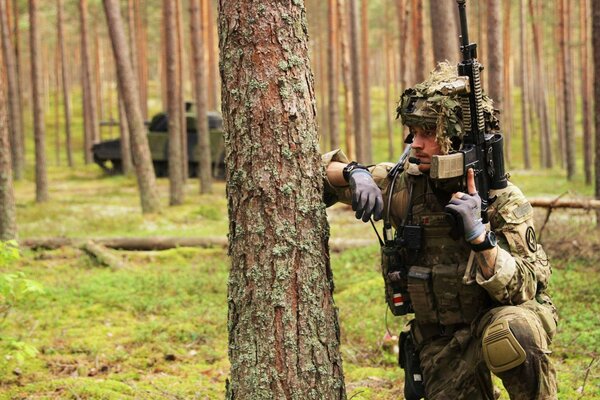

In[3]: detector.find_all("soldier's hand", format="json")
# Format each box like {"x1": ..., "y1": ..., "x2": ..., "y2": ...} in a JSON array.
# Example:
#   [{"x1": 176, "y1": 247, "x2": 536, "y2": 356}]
[
  {"x1": 445, "y1": 168, "x2": 485, "y2": 242},
  {"x1": 348, "y1": 170, "x2": 383, "y2": 222}
]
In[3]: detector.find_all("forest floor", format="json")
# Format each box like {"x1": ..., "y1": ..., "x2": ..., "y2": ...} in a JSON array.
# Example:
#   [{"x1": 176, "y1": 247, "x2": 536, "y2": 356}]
[{"x1": 1, "y1": 164, "x2": 599, "y2": 399}]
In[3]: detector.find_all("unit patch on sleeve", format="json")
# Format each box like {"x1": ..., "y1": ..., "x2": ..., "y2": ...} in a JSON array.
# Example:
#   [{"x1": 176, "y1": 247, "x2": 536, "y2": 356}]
[{"x1": 525, "y1": 226, "x2": 537, "y2": 252}]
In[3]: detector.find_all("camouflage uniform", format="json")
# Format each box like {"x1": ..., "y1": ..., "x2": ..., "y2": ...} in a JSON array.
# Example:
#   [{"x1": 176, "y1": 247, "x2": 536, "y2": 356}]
[{"x1": 323, "y1": 149, "x2": 558, "y2": 400}]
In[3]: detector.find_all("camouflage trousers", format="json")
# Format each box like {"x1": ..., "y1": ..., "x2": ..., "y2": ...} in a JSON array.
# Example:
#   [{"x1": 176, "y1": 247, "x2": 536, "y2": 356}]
[{"x1": 410, "y1": 303, "x2": 557, "y2": 400}]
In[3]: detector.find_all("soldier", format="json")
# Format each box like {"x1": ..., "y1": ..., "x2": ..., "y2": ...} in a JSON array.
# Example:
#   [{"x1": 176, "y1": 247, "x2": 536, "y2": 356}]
[{"x1": 323, "y1": 63, "x2": 558, "y2": 400}]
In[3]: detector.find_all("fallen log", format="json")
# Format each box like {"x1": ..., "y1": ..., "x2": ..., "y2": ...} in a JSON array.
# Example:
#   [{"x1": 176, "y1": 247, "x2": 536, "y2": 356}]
[
  {"x1": 80, "y1": 240, "x2": 125, "y2": 269},
  {"x1": 529, "y1": 198, "x2": 600, "y2": 210},
  {"x1": 20, "y1": 237, "x2": 375, "y2": 252}
]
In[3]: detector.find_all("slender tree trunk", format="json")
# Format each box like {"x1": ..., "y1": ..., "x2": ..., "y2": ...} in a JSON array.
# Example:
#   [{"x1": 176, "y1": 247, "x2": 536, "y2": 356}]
[
  {"x1": 103, "y1": 0, "x2": 160, "y2": 214},
  {"x1": 348, "y1": 0, "x2": 363, "y2": 162},
  {"x1": 54, "y1": 47, "x2": 60, "y2": 165},
  {"x1": 94, "y1": 31, "x2": 103, "y2": 126},
  {"x1": 555, "y1": 0, "x2": 566, "y2": 168},
  {"x1": 429, "y1": 0, "x2": 459, "y2": 64},
  {"x1": 189, "y1": 0, "x2": 212, "y2": 194},
  {"x1": 160, "y1": 14, "x2": 167, "y2": 111},
  {"x1": 559, "y1": 0, "x2": 575, "y2": 179},
  {"x1": 10, "y1": 0, "x2": 25, "y2": 163},
  {"x1": 360, "y1": 0, "x2": 371, "y2": 163},
  {"x1": 29, "y1": 0, "x2": 47, "y2": 202},
  {"x1": 328, "y1": 0, "x2": 339, "y2": 150},
  {"x1": 593, "y1": 0, "x2": 600, "y2": 225},
  {"x1": 205, "y1": 0, "x2": 218, "y2": 110},
  {"x1": 117, "y1": 87, "x2": 132, "y2": 175},
  {"x1": 411, "y1": 0, "x2": 425, "y2": 84},
  {"x1": 384, "y1": 36, "x2": 394, "y2": 160},
  {"x1": 219, "y1": 1, "x2": 346, "y2": 396},
  {"x1": 0, "y1": 0, "x2": 23, "y2": 180},
  {"x1": 80, "y1": 0, "x2": 99, "y2": 163},
  {"x1": 519, "y1": 0, "x2": 530, "y2": 169},
  {"x1": 163, "y1": 0, "x2": 184, "y2": 205},
  {"x1": 0, "y1": 70, "x2": 16, "y2": 240},
  {"x1": 581, "y1": 0, "x2": 592, "y2": 184},
  {"x1": 501, "y1": 0, "x2": 512, "y2": 165},
  {"x1": 338, "y1": 0, "x2": 354, "y2": 160},
  {"x1": 395, "y1": 0, "x2": 407, "y2": 91},
  {"x1": 57, "y1": 0, "x2": 73, "y2": 167},
  {"x1": 486, "y1": 0, "x2": 502, "y2": 112},
  {"x1": 134, "y1": 0, "x2": 147, "y2": 119}
]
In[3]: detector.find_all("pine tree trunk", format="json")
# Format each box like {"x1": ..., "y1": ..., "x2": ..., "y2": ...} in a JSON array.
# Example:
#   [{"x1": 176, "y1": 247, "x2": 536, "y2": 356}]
[
  {"x1": 205, "y1": 0, "x2": 218, "y2": 110},
  {"x1": 189, "y1": 0, "x2": 212, "y2": 194},
  {"x1": 559, "y1": 0, "x2": 575, "y2": 179},
  {"x1": 103, "y1": 0, "x2": 160, "y2": 214},
  {"x1": 337, "y1": 0, "x2": 354, "y2": 160},
  {"x1": 486, "y1": 0, "x2": 502, "y2": 114},
  {"x1": 29, "y1": 0, "x2": 48, "y2": 202},
  {"x1": 519, "y1": 0, "x2": 531, "y2": 169},
  {"x1": 175, "y1": 0, "x2": 187, "y2": 180},
  {"x1": 581, "y1": 0, "x2": 592, "y2": 184},
  {"x1": 163, "y1": 0, "x2": 184, "y2": 205},
  {"x1": 80, "y1": 0, "x2": 99, "y2": 163},
  {"x1": 134, "y1": 0, "x2": 148, "y2": 119},
  {"x1": 117, "y1": 84, "x2": 132, "y2": 175},
  {"x1": 54, "y1": 47, "x2": 60, "y2": 165},
  {"x1": 411, "y1": 0, "x2": 425, "y2": 84},
  {"x1": 348, "y1": 0, "x2": 363, "y2": 162},
  {"x1": 0, "y1": 0, "x2": 23, "y2": 180},
  {"x1": 9, "y1": 0, "x2": 25, "y2": 164},
  {"x1": 0, "y1": 75, "x2": 17, "y2": 240},
  {"x1": 360, "y1": 0, "x2": 371, "y2": 164},
  {"x1": 501, "y1": 0, "x2": 512, "y2": 165},
  {"x1": 219, "y1": 1, "x2": 346, "y2": 397},
  {"x1": 384, "y1": 37, "x2": 395, "y2": 160},
  {"x1": 429, "y1": 0, "x2": 459, "y2": 64},
  {"x1": 57, "y1": 0, "x2": 73, "y2": 167},
  {"x1": 593, "y1": 0, "x2": 600, "y2": 225},
  {"x1": 327, "y1": 0, "x2": 340, "y2": 150}
]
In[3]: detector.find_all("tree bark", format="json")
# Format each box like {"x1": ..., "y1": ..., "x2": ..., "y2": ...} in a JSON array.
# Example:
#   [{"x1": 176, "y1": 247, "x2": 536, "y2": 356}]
[
  {"x1": 175, "y1": 0, "x2": 187, "y2": 180},
  {"x1": 337, "y1": 0, "x2": 354, "y2": 160},
  {"x1": 411, "y1": 0, "x2": 425, "y2": 84},
  {"x1": 29, "y1": 0, "x2": 48, "y2": 202},
  {"x1": 501, "y1": 0, "x2": 512, "y2": 165},
  {"x1": 205, "y1": 0, "x2": 218, "y2": 110},
  {"x1": 189, "y1": 0, "x2": 212, "y2": 194},
  {"x1": 164, "y1": 0, "x2": 184, "y2": 205},
  {"x1": 57, "y1": 0, "x2": 73, "y2": 167},
  {"x1": 0, "y1": 72, "x2": 17, "y2": 240},
  {"x1": 117, "y1": 84, "x2": 132, "y2": 175},
  {"x1": 360, "y1": 0, "x2": 371, "y2": 164},
  {"x1": 0, "y1": 0, "x2": 23, "y2": 179},
  {"x1": 327, "y1": 0, "x2": 339, "y2": 150},
  {"x1": 396, "y1": 0, "x2": 408, "y2": 91},
  {"x1": 103, "y1": 0, "x2": 160, "y2": 214},
  {"x1": 581, "y1": 0, "x2": 592, "y2": 184},
  {"x1": 134, "y1": 0, "x2": 148, "y2": 119},
  {"x1": 593, "y1": 0, "x2": 600, "y2": 225},
  {"x1": 559, "y1": 0, "x2": 575, "y2": 179},
  {"x1": 79, "y1": 0, "x2": 99, "y2": 163},
  {"x1": 519, "y1": 0, "x2": 531, "y2": 169},
  {"x1": 486, "y1": 0, "x2": 502, "y2": 115},
  {"x1": 348, "y1": 0, "x2": 364, "y2": 162},
  {"x1": 219, "y1": 0, "x2": 346, "y2": 397},
  {"x1": 384, "y1": 37, "x2": 394, "y2": 160},
  {"x1": 429, "y1": 0, "x2": 459, "y2": 64}
]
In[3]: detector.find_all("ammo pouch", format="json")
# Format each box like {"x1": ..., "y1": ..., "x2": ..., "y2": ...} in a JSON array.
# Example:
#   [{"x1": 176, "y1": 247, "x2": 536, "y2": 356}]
[
  {"x1": 399, "y1": 330, "x2": 425, "y2": 400},
  {"x1": 381, "y1": 244, "x2": 411, "y2": 316}
]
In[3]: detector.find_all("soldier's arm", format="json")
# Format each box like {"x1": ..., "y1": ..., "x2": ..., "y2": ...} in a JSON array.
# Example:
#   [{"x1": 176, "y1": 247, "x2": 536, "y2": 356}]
[{"x1": 474, "y1": 184, "x2": 550, "y2": 305}]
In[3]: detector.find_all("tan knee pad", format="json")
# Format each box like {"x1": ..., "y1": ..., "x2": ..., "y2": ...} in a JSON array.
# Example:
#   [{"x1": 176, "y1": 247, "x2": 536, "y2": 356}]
[{"x1": 482, "y1": 320, "x2": 526, "y2": 373}]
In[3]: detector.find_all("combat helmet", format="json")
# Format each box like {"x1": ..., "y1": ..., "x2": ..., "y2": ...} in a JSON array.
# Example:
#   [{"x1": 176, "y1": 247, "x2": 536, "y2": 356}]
[{"x1": 397, "y1": 62, "x2": 499, "y2": 154}]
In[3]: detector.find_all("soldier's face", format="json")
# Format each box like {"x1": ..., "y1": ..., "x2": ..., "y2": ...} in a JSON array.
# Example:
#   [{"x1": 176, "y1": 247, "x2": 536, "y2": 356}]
[{"x1": 410, "y1": 125, "x2": 441, "y2": 172}]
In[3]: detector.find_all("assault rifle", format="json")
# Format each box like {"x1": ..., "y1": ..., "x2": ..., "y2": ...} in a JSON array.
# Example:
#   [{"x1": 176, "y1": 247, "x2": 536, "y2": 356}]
[{"x1": 430, "y1": 0, "x2": 508, "y2": 224}]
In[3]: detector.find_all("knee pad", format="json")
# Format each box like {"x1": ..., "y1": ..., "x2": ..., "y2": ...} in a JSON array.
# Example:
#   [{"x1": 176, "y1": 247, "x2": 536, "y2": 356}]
[{"x1": 482, "y1": 320, "x2": 527, "y2": 373}]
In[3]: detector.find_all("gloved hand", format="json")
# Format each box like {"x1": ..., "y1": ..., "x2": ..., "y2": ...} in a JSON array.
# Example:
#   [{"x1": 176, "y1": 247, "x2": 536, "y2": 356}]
[
  {"x1": 348, "y1": 169, "x2": 383, "y2": 222},
  {"x1": 445, "y1": 192, "x2": 485, "y2": 242}
]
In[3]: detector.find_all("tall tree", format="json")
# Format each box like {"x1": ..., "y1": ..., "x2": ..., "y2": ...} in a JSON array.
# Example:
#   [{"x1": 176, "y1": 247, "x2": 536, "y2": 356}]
[
  {"x1": 103, "y1": 0, "x2": 160, "y2": 214},
  {"x1": 501, "y1": 0, "x2": 512, "y2": 165},
  {"x1": 117, "y1": 87, "x2": 132, "y2": 175},
  {"x1": 348, "y1": 0, "x2": 364, "y2": 162},
  {"x1": 558, "y1": 0, "x2": 575, "y2": 179},
  {"x1": 411, "y1": 0, "x2": 425, "y2": 84},
  {"x1": 519, "y1": 0, "x2": 531, "y2": 169},
  {"x1": 0, "y1": 67, "x2": 16, "y2": 240},
  {"x1": 327, "y1": 0, "x2": 339, "y2": 150},
  {"x1": 360, "y1": 0, "x2": 371, "y2": 164},
  {"x1": 57, "y1": 0, "x2": 73, "y2": 167},
  {"x1": 429, "y1": 0, "x2": 459, "y2": 64},
  {"x1": 593, "y1": 0, "x2": 600, "y2": 226},
  {"x1": 80, "y1": 0, "x2": 99, "y2": 163},
  {"x1": 189, "y1": 0, "x2": 212, "y2": 194},
  {"x1": 29, "y1": 0, "x2": 47, "y2": 202},
  {"x1": 219, "y1": 1, "x2": 346, "y2": 397},
  {"x1": 175, "y1": 0, "x2": 187, "y2": 179},
  {"x1": 486, "y1": 0, "x2": 502, "y2": 115},
  {"x1": 204, "y1": 0, "x2": 218, "y2": 110},
  {"x1": 338, "y1": 0, "x2": 354, "y2": 159},
  {"x1": 581, "y1": 0, "x2": 593, "y2": 184},
  {"x1": 0, "y1": 0, "x2": 23, "y2": 179},
  {"x1": 164, "y1": 0, "x2": 184, "y2": 205},
  {"x1": 396, "y1": 0, "x2": 408, "y2": 92}
]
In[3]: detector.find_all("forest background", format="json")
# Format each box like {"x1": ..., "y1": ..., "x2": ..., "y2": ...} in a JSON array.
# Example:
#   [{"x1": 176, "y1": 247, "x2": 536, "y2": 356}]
[{"x1": 0, "y1": 0, "x2": 598, "y2": 398}]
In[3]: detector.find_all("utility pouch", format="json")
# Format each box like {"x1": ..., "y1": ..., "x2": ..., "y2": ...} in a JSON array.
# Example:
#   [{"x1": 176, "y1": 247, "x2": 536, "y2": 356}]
[
  {"x1": 432, "y1": 264, "x2": 463, "y2": 326},
  {"x1": 407, "y1": 266, "x2": 437, "y2": 322},
  {"x1": 381, "y1": 243, "x2": 411, "y2": 316},
  {"x1": 399, "y1": 330, "x2": 425, "y2": 400}
]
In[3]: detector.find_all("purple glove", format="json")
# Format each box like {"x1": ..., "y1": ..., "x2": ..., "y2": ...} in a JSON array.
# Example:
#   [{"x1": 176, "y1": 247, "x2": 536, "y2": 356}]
[
  {"x1": 348, "y1": 170, "x2": 383, "y2": 222},
  {"x1": 445, "y1": 192, "x2": 485, "y2": 242}
]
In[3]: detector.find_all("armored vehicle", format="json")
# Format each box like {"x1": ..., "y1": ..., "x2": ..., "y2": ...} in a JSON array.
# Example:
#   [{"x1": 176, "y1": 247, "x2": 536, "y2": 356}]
[{"x1": 92, "y1": 104, "x2": 225, "y2": 178}]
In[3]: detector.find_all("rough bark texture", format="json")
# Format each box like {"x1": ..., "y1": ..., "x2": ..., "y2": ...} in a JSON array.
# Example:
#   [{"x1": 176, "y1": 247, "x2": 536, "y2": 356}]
[
  {"x1": 486, "y1": 0, "x2": 502, "y2": 116},
  {"x1": 327, "y1": 0, "x2": 339, "y2": 150},
  {"x1": 0, "y1": 74, "x2": 17, "y2": 240},
  {"x1": 80, "y1": 0, "x2": 99, "y2": 163},
  {"x1": 219, "y1": 1, "x2": 346, "y2": 398},
  {"x1": 360, "y1": 0, "x2": 371, "y2": 164},
  {"x1": 117, "y1": 85, "x2": 132, "y2": 175},
  {"x1": 57, "y1": 0, "x2": 73, "y2": 167},
  {"x1": 189, "y1": 0, "x2": 212, "y2": 194},
  {"x1": 29, "y1": 0, "x2": 48, "y2": 202},
  {"x1": 0, "y1": 0, "x2": 24, "y2": 179},
  {"x1": 411, "y1": 0, "x2": 425, "y2": 84},
  {"x1": 593, "y1": 0, "x2": 600, "y2": 224},
  {"x1": 348, "y1": 0, "x2": 363, "y2": 162},
  {"x1": 429, "y1": 0, "x2": 459, "y2": 64},
  {"x1": 164, "y1": 0, "x2": 184, "y2": 205},
  {"x1": 103, "y1": 0, "x2": 160, "y2": 214},
  {"x1": 337, "y1": 0, "x2": 354, "y2": 160}
]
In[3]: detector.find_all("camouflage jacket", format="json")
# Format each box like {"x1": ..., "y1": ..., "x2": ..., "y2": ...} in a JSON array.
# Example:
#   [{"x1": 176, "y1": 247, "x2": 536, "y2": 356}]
[{"x1": 323, "y1": 149, "x2": 553, "y2": 308}]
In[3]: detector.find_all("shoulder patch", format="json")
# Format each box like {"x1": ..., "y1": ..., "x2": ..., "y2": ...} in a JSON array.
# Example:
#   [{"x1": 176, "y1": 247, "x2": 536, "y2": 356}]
[
  {"x1": 513, "y1": 202, "x2": 533, "y2": 220},
  {"x1": 525, "y1": 227, "x2": 537, "y2": 252}
]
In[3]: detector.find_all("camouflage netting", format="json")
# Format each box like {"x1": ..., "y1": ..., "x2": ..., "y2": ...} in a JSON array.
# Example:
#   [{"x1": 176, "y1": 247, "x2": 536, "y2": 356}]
[{"x1": 397, "y1": 62, "x2": 498, "y2": 154}]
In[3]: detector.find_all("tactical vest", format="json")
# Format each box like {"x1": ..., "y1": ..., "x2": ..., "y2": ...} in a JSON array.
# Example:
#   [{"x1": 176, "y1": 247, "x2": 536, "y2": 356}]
[{"x1": 382, "y1": 174, "x2": 491, "y2": 326}]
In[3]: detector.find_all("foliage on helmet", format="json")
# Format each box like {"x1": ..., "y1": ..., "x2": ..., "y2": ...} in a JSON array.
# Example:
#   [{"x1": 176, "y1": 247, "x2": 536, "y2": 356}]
[{"x1": 397, "y1": 62, "x2": 498, "y2": 154}]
